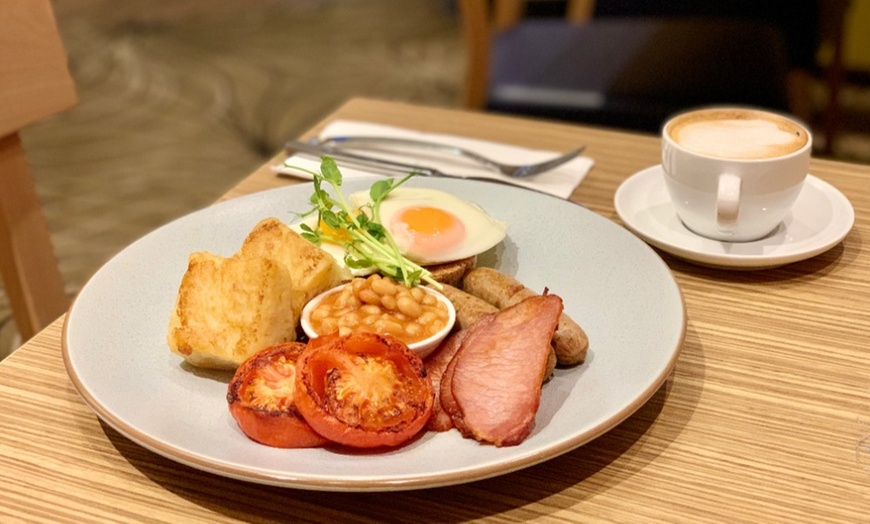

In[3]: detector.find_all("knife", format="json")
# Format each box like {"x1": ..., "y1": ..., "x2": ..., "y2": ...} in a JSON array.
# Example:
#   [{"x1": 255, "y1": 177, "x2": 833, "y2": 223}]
[{"x1": 284, "y1": 140, "x2": 445, "y2": 177}]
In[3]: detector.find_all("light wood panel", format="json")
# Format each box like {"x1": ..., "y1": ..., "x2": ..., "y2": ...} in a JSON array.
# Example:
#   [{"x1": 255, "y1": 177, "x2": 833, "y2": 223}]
[
  {"x1": 0, "y1": 0, "x2": 76, "y2": 136},
  {"x1": 0, "y1": 0, "x2": 77, "y2": 340},
  {"x1": 2, "y1": 98, "x2": 869, "y2": 522}
]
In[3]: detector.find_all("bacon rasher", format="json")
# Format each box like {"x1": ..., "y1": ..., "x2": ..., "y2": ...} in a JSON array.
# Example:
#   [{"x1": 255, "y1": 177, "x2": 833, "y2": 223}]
[
  {"x1": 439, "y1": 294, "x2": 562, "y2": 447},
  {"x1": 424, "y1": 327, "x2": 470, "y2": 432}
]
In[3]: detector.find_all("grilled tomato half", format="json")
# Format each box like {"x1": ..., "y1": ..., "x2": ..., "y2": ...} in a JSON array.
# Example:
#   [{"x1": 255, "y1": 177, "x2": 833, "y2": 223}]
[
  {"x1": 294, "y1": 332, "x2": 434, "y2": 448},
  {"x1": 227, "y1": 342, "x2": 329, "y2": 448}
]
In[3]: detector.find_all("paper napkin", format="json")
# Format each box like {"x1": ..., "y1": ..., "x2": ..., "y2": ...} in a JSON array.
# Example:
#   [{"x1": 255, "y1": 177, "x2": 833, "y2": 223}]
[{"x1": 273, "y1": 120, "x2": 594, "y2": 199}]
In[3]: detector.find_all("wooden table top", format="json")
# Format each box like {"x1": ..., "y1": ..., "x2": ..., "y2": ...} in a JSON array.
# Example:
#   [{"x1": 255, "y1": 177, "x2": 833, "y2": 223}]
[{"x1": 2, "y1": 98, "x2": 869, "y2": 522}]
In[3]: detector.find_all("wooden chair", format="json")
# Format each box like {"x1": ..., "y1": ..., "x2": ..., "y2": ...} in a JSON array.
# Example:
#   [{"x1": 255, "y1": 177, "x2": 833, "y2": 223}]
[
  {"x1": 460, "y1": 0, "x2": 595, "y2": 111},
  {"x1": 0, "y1": 0, "x2": 77, "y2": 341},
  {"x1": 458, "y1": 0, "x2": 796, "y2": 133}
]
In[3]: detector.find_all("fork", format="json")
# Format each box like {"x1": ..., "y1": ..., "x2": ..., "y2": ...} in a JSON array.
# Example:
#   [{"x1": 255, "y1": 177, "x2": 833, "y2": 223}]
[{"x1": 304, "y1": 136, "x2": 585, "y2": 178}]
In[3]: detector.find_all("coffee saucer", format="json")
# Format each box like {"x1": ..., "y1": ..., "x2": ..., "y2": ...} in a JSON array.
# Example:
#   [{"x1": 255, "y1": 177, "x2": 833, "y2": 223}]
[{"x1": 613, "y1": 165, "x2": 855, "y2": 270}]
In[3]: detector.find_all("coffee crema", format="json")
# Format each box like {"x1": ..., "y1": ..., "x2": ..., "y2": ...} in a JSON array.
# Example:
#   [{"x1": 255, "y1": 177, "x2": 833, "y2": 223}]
[{"x1": 666, "y1": 109, "x2": 808, "y2": 160}]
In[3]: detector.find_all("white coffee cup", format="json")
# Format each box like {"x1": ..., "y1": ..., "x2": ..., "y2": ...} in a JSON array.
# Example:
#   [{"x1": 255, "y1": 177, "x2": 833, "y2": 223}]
[{"x1": 661, "y1": 107, "x2": 812, "y2": 242}]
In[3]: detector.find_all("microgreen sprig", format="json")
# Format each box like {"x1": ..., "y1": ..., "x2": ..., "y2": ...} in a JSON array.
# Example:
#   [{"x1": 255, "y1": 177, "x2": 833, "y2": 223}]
[{"x1": 293, "y1": 156, "x2": 440, "y2": 289}]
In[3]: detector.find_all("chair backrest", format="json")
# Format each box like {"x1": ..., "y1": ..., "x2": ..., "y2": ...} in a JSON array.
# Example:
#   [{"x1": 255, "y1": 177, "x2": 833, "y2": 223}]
[
  {"x1": 0, "y1": 0, "x2": 77, "y2": 340},
  {"x1": 458, "y1": 0, "x2": 595, "y2": 110}
]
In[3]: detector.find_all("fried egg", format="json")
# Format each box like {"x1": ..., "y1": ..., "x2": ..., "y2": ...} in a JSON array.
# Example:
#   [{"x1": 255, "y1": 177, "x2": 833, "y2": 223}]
[{"x1": 350, "y1": 187, "x2": 508, "y2": 265}]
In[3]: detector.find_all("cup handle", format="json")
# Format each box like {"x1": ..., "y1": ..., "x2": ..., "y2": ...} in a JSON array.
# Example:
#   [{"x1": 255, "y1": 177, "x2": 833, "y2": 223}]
[{"x1": 717, "y1": 173, "x2": 740, "y2": 231}]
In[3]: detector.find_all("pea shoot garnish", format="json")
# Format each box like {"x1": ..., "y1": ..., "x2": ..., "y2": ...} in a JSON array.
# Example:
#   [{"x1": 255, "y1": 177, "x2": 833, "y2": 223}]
[{"x1": 293, "y1": 156, "x2": 439, "y2": 289}]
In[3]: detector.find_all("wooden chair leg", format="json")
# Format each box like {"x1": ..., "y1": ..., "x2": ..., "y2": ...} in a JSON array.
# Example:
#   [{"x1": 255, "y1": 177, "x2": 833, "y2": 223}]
[
  {"x1": 0, "y1": 132, "x2": 69, "y2": 340},
  {"x1": 566, "y1": 0, "x2": 595, "y2": 23},
  {"x1": 459, "y1": 0, "x2": 492, "y2": 110},
  {"x1": 493, "y1": 0, "x2": 525, "y2": 30},
  {"x1": 823, "y1": 25, "x2": 846, "y2": 156},
  {"x1": 787, "y1": 69, "x2": 814, "y2": 127}
]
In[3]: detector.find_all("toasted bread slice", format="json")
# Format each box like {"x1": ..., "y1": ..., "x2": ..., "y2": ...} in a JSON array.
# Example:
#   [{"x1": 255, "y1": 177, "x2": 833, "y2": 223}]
[
  {"x1": 425, "y1": 256, "x2": 477, "y2": 287},
  {"x1": 167, "y1": 252, "x2": 298, "y2": 370},
  {"x1": 240, "y1": 217, "x2": 350, "y2": 315}
]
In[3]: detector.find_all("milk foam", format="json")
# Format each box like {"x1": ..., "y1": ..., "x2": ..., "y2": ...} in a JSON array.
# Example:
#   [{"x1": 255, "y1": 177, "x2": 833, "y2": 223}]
[{"x1": 673, "y1": 118, "x2": 804, "y2": 159}]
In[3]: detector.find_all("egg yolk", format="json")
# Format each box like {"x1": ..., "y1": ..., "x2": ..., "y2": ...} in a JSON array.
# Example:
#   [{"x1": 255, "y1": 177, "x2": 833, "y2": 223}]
[
  {"x1": 391, "y1": 206, "x2": 465, "y2": 259},
  {"x1": 317, "y1": 216, "x2": 354, "y2": 245}
]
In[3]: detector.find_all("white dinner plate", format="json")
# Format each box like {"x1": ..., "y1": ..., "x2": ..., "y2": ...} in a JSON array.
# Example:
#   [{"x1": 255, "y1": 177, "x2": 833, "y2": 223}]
[
  {"x1": 614, "y1": 165, "x2": 855, "y2": 270},
  {"x1": 63, "y1": 177, "x2": 685, "y2": 491}
]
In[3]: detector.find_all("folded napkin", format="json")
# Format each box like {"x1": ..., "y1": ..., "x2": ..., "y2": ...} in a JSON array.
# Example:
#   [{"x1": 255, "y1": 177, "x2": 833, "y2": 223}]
[{"x1": 273, "y1": 120, "x2": 594, "y2": 199}]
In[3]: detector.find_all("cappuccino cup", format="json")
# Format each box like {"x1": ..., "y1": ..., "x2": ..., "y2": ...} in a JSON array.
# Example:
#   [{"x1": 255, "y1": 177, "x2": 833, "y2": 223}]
[{"x1": 662, "y1": 107, "x2": 811, "y2": 242}]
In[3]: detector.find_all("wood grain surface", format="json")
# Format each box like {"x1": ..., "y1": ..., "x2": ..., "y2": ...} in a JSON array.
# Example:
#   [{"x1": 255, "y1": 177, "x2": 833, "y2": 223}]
[{"x1": 2, "y1": 98, "x2": 869, "y2": 523}]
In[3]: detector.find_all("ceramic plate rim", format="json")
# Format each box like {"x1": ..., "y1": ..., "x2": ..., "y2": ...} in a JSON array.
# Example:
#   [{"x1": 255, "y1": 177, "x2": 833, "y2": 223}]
[
  {"x1": 614, "y1": 165, "x2": 855, "y2": 269},
  {"x1": 62, "y1": 177, "x2": 686, "y2": 491}
]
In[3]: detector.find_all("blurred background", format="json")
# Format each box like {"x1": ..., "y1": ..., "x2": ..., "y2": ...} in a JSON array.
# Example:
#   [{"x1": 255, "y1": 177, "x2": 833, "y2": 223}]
[{"x1": 2, "y1": 0, "x2": 869, "y2": 356}]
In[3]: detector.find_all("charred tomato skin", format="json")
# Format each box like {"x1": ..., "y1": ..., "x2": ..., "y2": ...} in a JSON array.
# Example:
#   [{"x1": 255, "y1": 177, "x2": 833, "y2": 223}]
[
  {"x1": 227, "y1": 342, "x2": 329, "y2": 448},
  {"x1": 294, "y1": 332, "x2": 434, "y2": 448}
]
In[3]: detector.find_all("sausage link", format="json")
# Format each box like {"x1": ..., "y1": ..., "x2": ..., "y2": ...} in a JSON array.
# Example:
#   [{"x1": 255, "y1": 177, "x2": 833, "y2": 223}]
[
  {"x1": 462, "y1": 267, "x2": 588, "y2": 366},
  {"x1": 436, "y1": 284, "x2": 497, "y2": 330}
]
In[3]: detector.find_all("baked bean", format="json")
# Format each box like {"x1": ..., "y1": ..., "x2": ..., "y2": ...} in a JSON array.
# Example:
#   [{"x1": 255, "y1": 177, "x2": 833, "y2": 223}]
[
  {"x1": 380, "y1": 294, "x2": 397, "y2": 311},
  {"x1": 320, "y1": 317, "x2": 338, "y2": 335},
  {"x1": 404, "y1": 323, "x2": 422, "y2": 338},
  {"x1": 374, "y1": 318, "x2": 404, "y2": 337},
  {"x1": 359, "y1": 288, "x2": 380, "y2": 305},
  {"x1": 397, "y1": 295, "x2": 423, "y2": 318},
  {"x1": 310, "y1": 307, "x2": 329, "y2": 322},
  {"x1": 359, "y1": 304, "x2": 381, "y2": 317},
  {"x1": 335, "y1": 287, "x2": 359, "y2": 309},
  {"x1": 307, "y1": 275, "x2": 451, "y2": 345},
  {"x1": 417, "y1": 311, "x2": 437, "y2": 326},
  {"x1": 371, "y1": 276, "x2": 397, "y2": 296},
  {"x1": 339, "y1": 313, "x2": 360, "y2": 327},
  {"x1": 332, "y1": 307, "x2": 355, "y2": 318},
  {"x1": 333, "y1": 290, "x2": 348, "y2": 308}
]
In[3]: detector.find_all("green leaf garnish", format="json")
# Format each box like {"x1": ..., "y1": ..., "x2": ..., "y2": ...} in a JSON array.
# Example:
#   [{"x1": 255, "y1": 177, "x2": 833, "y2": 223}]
[{"x1": 291, "y1": 156, "x2": 440, "y2": 289}]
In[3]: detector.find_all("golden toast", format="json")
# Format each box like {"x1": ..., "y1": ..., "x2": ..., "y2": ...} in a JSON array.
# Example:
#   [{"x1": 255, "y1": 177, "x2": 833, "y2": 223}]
[{"x1": 425, "y1": 255, "x2": 477, "y2": 287}]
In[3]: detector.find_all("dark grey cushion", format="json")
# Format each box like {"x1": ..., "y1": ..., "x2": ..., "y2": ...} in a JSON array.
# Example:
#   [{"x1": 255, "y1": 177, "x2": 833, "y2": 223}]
[{"x1": 487, "y1": 18, "x2": 790, "y2": 132}]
